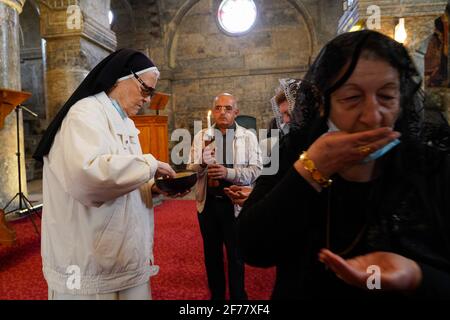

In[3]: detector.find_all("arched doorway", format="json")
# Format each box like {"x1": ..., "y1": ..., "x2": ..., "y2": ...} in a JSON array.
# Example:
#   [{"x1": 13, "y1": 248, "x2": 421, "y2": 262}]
[{"x1": 19, "y1": 0, "x2": 45, "y2": 181}]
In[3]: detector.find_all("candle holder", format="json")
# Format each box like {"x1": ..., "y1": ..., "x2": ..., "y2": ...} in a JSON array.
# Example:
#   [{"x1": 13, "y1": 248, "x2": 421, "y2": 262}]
[{"x1": 203, "y1": 128, "x2": 219, "y2": 188}]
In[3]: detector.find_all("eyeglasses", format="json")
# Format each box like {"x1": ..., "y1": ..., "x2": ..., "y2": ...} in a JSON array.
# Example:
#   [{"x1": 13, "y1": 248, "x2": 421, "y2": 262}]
[
  {"x1": 130, "y1": 69, "x2": 156, "y2": 98},
  {"x1": 213, "y1": 105, "x2": 234, "y2": 113}
]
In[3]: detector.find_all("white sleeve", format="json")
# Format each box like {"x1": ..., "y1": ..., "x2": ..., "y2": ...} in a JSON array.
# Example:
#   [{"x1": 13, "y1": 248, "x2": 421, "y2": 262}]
[
  {"x1": 224, "y1": 131, "x2": 262, "y2": 185},
  {"x1": 53, "y1": 104, "x2": 158, "y2": 207}
]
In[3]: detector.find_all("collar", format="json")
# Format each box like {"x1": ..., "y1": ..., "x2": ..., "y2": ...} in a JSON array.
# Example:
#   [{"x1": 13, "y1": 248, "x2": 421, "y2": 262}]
[
  {"x1": 94, "y1": 92, "x2": 131, "y2": 135},
  {"x1": 110, "y1": 98, "x2": 128, "y2": 120},
  {"x1": 234, "y1": 122, "x2": 247, "y2": 138},
  {"x1": 212, "y1": 122, "x2": 246, "y2": 137},
  {"x1": 215, "y1": 122, "x2": 237, "y2": 136}
]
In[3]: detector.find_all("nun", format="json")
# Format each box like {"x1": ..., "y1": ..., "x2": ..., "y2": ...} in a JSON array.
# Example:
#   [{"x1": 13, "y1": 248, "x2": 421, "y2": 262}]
[{"x1": 33, "y1": 49, "x2": 176, "y2": 300}]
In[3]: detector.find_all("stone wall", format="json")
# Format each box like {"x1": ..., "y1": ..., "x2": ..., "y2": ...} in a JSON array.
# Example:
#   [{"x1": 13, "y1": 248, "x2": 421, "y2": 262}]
[
  {"x1": 40, "y1": 0, "x2": 115, "y2": 121},
  {"x1": 112, "y1": 0, "x2": 342, "y2": 137},
  {"x1": 16, "y1": 0, "x2": 117, "y2": 181},
  {"x1": 20, "y1": 1, "x2": 46, "y2": 181},
  {"x1": 169, "y1": 0, "x2": 311, "y2": 131},
  {"x1": 426, "y1": 87, "x2": 450, "y2": 120},
  {"x1": 111, "y1": 0, "x2": 162, "y2": 52}
]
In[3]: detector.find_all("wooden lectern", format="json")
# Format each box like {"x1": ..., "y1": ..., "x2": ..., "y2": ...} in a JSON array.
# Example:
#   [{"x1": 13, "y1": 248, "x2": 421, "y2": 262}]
[
  {"x1": 0, "y1": 88, "x2": 40, "y2": 236},
  {"x1": 149, "y1": 91, "x2": 170, "y2": 116},
  {"x1": 131, "y1": 91, "x2": 170, "y2": 162},
  {"x1": 0, "y1": 88, "x2": 31, "y2": 129},
  {"x1": 131, "y1": 115, "x2": 169, "y2": 162}
]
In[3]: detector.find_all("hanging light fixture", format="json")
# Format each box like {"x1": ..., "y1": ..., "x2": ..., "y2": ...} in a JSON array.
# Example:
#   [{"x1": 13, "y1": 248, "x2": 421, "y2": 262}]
[{"x1": 394, "y1": 18, "x2": 407, "y2": 43}]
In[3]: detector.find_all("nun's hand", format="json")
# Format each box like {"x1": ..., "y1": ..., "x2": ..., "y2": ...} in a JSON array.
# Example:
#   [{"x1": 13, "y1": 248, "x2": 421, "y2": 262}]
[
  {"x1": 294, "y1": 127, "x2": 401, "y2": 180},
  {"x1": 155, "y1": 161, "x2": 176, "y2": 179},
  {"x1": 151, "y1": 183, "x2": 169, "y2": 196},
  {"x1": 318, "y1": 249, "x2": 422, "y2": 292}
]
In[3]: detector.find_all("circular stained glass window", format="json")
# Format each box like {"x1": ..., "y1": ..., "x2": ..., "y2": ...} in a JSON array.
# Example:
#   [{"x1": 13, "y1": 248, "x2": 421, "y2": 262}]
[{"x1": 217, "y1": 0, "x2": 257, "y2": 35}]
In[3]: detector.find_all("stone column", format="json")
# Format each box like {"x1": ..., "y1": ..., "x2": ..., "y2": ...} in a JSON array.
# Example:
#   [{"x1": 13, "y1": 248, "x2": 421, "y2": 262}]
[
  {"x1": 337, "y1": 0, "x2": 448, "y2": 79},
  {"x1": 0, "y1": 0, "x2": 27, "y2": 209},
  {"x1": 39, "y1": 0, "x2": 116, "y2": 121}
]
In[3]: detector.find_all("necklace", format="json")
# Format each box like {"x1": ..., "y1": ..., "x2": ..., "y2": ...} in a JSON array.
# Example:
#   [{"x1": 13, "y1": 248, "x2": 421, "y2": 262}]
[{"x1": 325, "y1": 179, "x2": 375, "y2": 257}]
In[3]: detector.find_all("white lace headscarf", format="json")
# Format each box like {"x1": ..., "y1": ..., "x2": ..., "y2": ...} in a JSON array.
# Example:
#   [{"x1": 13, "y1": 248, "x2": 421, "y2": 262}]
[{"x1": 270, "y1": 78, "x2": 301, "y2": 132}]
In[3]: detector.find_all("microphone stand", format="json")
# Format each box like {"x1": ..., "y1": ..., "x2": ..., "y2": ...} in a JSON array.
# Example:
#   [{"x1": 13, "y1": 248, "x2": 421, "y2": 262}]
[{"x1": 3, "y1": 105, "x2": 40, "y2": 235}]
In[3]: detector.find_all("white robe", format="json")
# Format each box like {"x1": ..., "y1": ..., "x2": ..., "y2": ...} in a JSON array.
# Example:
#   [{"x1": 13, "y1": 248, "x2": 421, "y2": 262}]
[{"x1": 41, "y1": 91, "x2": 159, "y2": 295}]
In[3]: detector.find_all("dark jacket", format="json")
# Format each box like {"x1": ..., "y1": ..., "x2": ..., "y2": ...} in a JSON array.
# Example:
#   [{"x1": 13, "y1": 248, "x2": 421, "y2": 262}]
[{"x1": 237, "y1": 123, "x2": 450, "y2": 299}]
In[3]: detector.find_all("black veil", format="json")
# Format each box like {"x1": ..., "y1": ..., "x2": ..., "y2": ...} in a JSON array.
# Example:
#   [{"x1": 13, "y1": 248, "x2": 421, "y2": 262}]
[
  {"x1": 291, "y1": 30, "x2": 425, "y2": 145},
  {"x1": 33, "y1": 48, "x2": 156, "y2": 162}
]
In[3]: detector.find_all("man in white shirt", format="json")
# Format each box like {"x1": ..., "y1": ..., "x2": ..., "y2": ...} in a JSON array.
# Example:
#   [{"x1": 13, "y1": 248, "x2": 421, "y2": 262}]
[{"x1": 188, "y1": 93, "x2": 262, "y2": 300}]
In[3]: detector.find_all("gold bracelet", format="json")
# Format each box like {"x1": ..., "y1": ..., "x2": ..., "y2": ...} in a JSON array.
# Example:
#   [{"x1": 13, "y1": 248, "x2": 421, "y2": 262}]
[{"x1": 299, "y1": 151, "x2": 332, "y2": 188}]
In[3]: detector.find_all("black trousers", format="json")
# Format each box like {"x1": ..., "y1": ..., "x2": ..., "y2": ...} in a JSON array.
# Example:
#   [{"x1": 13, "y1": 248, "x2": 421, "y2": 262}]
[{"x1": 198, "y1": 195, "x2": 248, "y2": 300}]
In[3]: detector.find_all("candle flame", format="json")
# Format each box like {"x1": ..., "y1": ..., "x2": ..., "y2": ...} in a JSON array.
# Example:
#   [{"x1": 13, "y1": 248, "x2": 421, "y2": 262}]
[
  {"x1": 208, "y1": 110, "x2": 211, "y2": 117},
  {"x1": 394, "y1": 18, "x2": 407, "y2": 44}
]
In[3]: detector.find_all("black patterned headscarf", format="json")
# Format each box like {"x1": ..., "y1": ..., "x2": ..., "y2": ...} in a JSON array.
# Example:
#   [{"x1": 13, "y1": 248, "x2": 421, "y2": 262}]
[
  {"x1": 33, "y1": 48, "x2": 159, "y2": 162},
  {"x1": 291, "y1": 30, "x2": 424, "y2": 144}
]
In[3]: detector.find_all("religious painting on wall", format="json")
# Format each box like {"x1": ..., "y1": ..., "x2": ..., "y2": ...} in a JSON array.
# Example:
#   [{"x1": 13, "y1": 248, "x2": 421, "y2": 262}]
[{"x1": 425, "y1": 15, "x2": 449, "y2": 87}]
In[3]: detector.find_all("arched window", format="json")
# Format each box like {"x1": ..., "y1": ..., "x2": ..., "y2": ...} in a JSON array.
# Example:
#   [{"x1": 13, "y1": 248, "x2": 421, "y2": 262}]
[{"x1": 217, "y1": 0, "x2": 257, "y2": 36}]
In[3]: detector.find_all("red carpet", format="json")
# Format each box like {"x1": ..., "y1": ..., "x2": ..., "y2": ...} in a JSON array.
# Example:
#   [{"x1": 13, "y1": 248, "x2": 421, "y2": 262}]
[{"x1": 0, "y1": 200, "x2": 275, "y2": 300}]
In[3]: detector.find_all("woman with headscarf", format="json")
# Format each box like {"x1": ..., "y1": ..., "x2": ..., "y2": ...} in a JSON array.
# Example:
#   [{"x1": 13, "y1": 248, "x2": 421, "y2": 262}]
[
  {"x1": 270, "y1": 78, "x2": 300, "y2": 137},
  {"x1": 237, "y1": 30, "x2": 450, "y2": 299},
  {"x1": 33, "y1": 49, "x2": 176, "y2": 300},
  {"x1": 224, "y1": 79, "x2": 301, "y2": 206}
]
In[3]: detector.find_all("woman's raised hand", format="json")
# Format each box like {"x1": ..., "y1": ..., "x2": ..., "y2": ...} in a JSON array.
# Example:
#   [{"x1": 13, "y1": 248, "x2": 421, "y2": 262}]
[{"x1": 295, "y1": 127, "x2": 401, "y2": 179}]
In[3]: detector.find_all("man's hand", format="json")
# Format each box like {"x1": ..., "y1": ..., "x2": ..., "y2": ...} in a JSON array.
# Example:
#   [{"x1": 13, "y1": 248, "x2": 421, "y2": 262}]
[
  {"x1": 207, "y1": 164, "x2": 227, "y2": 180},
  {"x1": 318, "y1": 249, "x2": 422, "y2": 292},
  {"x1": 224, "y1": 185, "x2": 252, "y2": 206},
  {"x1": 202, "y1": 144, "x2": 216, "y2": 166}
]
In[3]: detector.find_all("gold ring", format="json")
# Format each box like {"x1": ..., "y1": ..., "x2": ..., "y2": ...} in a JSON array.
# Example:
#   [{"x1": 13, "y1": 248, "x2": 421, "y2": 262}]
[{"x1": 357, "y1": 145, "x2": 372, "y2": 155}]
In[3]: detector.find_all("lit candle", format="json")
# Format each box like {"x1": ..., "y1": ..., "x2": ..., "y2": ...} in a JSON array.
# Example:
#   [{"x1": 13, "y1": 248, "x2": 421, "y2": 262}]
[
  {"x1": 394, "y1": 18, "x2": 407, "y2": 44},
  {"x1": 207, "y1": 110, "x2": 212, "y2": 135}
]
